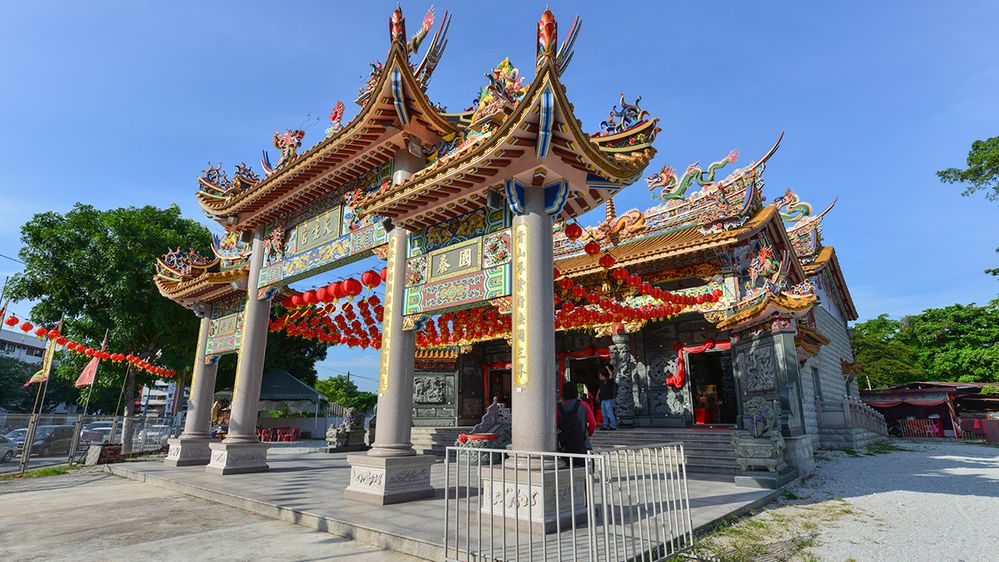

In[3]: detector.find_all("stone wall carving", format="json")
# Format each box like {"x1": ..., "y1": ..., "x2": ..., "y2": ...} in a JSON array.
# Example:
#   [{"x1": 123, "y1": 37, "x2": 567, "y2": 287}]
[
  {"x1": 732, "y1": 396, "x2": 786, "y2": 473},
  {"x1": 646, "y1": 352, "x2": 690, "y2": 418},
  {"x1": 414, "y1": 375, "x2": 447, "y2": 403},
  {"x1": 609, "y1": 333, "x2": 637, "y2": 425},
  {"x1": 745, "y1": 344, "x2": 777, "y2": 392}
]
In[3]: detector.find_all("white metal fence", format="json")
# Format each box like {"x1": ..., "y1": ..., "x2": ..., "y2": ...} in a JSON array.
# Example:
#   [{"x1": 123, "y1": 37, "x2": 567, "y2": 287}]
[{"x1": 443, "y1": 443, "x2": 695, "y2": 561}]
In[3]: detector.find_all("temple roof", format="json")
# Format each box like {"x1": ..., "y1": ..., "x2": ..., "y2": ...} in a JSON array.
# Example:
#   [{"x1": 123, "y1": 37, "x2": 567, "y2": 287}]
[
  {"x1": 354, "y1": 11, "x2": 659, "y2": 230},
  {"x1": 803, "y1": 245, "x2": 858, "y2": 321},
  {"x1": 715, "y1": 291, "x2": 816, "y2": 331},
  {"x1": 195, "y1": 10, "x2": 456, "y2": 231},
  {"x1": 153, "y1": 266, "x2": 248, "y2": 310}
]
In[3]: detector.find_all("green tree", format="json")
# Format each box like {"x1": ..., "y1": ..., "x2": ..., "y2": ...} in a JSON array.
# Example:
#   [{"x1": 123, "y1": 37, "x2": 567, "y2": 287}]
[
  {"x1": 938, "y1": 136, "x2": 999, "y2": 200},
  {"x1": 315, "y1": 375, "x2": 377, "y2": 412},
  {"x1": 7, "y1": 204, "x2": 211, "y2": 449},
  {"x1": 0, "y1": 356, "x2": 42, "y2": 411},
  {"x1": 851, "y1": 301, "x2": 999, "y2": 388},
  {"x1": 213, "y1": 331, "x2": 329, "y2": 391}
]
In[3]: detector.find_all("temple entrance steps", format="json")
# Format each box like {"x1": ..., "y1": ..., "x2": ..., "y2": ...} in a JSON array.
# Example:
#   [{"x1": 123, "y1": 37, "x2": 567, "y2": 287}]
[{"x1": 410, "y1": 425, "x2": 738, "y2": 475}]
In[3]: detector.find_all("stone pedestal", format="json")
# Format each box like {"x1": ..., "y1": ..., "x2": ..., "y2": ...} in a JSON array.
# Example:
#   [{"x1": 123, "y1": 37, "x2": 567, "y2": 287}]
[
  {"x1": 164, "y1": 436, "x2": 212, "y2": 467},
  {"x1": 327, "y1": 429, "x2": 368, "y2": 453},
  {"x1": 783, "y1": 434, "x2": 815, "y2": 477},
  {"x1": 205, "y1": 441, "x2": 269, "y2": 475},
  {"x1": 344, "y1": 453, "x2": 436, "y2": 505},
  {"x1": 479, "y1": 464, "x2": 588, "y2": 534}
]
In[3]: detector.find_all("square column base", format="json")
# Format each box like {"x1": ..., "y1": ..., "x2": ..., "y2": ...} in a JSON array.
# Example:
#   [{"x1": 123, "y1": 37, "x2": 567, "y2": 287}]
[
  {"x1": 164, "y1": 436, "x2": 212, "y2": 467},
  {"x1": 344, "y1": 453, "x2": 436, "y2": 505},
  {"x1": 480, "y1": 464, "x2": 589, "y2": 534},
  {"x1": 205, "y1": 441, "x2": 269, "y2": 475}
]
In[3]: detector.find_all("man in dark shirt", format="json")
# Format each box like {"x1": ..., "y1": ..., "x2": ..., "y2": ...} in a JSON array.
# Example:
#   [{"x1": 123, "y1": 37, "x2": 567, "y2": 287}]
[
  {"x1": 597, "y1": 366, "x2": 618, "y2": 430},
  {"x1": 556, "y1": 382, "x2": 596, "y2": 458}
]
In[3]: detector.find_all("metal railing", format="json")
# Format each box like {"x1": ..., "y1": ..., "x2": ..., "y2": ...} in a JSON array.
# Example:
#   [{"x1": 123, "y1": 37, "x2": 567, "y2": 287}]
[
  {"x1": 0, "y1": 412, "x2": 182, "y2": 475},
  {"x1": 443, "y1": 443, "x2": 694, "y2": 561}
]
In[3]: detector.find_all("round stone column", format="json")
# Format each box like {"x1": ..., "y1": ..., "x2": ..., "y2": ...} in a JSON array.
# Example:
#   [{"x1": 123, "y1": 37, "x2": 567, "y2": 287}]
[
  {"x1": 368, "y1": 226, "x2": 417, "y2": 458},
  {"x1": 510, "y1": 186, "x2": 557, "y2": 452},
  {"x1": 165, "y1": 310, "x2": 219, "y2": 466},
  {"x1": 206, "y1": 227, "x2": 271, "y2": 474}
]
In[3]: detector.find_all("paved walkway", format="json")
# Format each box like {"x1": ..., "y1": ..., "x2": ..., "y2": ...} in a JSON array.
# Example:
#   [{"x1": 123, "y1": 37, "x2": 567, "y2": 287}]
[
  {"x1": 0, "y1": 470, "x2": 419, "y2": 561},
  {"x1": 105, "y1": 451, "x2": 776, "y2": 560}
]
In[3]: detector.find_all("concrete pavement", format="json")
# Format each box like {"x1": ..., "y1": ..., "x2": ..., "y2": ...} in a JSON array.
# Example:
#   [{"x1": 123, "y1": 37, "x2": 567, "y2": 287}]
[{"x1": 0, "y1": 470, "x2": 420, "y2": 561}]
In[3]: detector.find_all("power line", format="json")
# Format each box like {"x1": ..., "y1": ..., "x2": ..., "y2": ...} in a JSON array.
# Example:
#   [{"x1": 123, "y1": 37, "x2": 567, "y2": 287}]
[{"x1": 0, "y1": 253, "x2": 24, "y2": 265}]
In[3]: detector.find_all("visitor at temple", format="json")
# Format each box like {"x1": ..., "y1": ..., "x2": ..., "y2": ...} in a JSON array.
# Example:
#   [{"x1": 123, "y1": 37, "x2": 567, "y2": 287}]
[
  {"x1": 556, "y1": 383, "x2": 596, "y2": 463},
  {"x1": 597, "y1": 366, "x2": 619, "y2": 430}
]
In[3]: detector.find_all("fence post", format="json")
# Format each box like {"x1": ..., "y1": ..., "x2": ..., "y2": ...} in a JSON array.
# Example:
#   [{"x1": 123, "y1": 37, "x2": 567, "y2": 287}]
[
  {"x1": 67, "y1": 414, "x2": 84, "y2": 466},
  {"x1": 18, "y1": 414, "x2": 39, "y2": 475}
]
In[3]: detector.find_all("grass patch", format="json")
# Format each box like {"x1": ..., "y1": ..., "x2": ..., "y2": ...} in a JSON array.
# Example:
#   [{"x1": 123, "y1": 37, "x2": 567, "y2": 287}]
[
  {"x1": 0, "y1": 465, "x2": 72, "y2": 481},
  {"x1": 840, "y1": 448, "x2": 860, "y2": 457},
  {"x1": 782, "y1": 490, "x2": 801, "y2": 501},
  {"x1": 865, "y1": 442, "x2": 910, "y2": 455}
]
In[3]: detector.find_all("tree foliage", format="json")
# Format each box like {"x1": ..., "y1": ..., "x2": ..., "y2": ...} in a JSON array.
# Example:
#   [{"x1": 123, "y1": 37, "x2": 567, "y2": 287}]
[
  {"x1": 7, "y1": 204, "x2": 211, "y2": 410},
  {"x1": 937, "y1": 136, "x2": 999, "y2": 200},
  {"x1": 851, "y1": 300, "x2": 999, "y2": 388},
  {"x1": 315, "y1": 375, "x2": 377, "y2": 412},
  {"x1": 214, "y1": 331, "x2": 329, "y2": 390}
]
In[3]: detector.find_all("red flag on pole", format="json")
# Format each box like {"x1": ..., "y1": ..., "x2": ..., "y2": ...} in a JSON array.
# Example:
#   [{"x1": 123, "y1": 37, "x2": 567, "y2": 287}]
[{"x1": 75, "y1": 357, "x2": 100, "y2": 388}]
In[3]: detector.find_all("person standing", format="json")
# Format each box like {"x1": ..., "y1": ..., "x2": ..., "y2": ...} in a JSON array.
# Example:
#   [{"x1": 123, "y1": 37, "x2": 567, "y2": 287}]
[
  {"x1": 556, "y1": 382, "x2": 596, "y2": 461},
  {"x1": 597, "y1": 365, "x2": 618, "y2": 430}
]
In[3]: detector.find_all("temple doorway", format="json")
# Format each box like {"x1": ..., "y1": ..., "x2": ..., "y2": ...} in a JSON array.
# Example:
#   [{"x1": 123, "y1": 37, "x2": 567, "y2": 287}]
[
  {"x1": 688, "y1": 351, "x2": 738, "y2": 425},
  {"x1": 566, "y1": 356, "x2": 606, "y2": 418},
  {"x1": 486, "y1": 368, "x2": 512, "y2": 409}
]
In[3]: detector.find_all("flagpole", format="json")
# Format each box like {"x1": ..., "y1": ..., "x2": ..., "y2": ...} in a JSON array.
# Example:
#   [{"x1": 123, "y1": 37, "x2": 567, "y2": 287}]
[
  {"x1": 81, "y1": 329, "x2": 109, "y2": 417},
  {"x1": 35, "y1": 338, "x2": 56, "y2": 416}
]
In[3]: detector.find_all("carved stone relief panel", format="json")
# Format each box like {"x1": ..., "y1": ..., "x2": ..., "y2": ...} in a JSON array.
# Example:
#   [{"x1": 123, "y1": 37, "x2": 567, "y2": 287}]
[
  {"x1": 646, "y1": 352, "x2": 690, "y2": 418},
  {"x1": 744, "y1": 344, "x2": 777, "y2": 392}
]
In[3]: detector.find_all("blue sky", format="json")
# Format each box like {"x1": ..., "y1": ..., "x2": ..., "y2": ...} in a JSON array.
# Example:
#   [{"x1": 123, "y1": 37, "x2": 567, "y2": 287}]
[{"x1": 1, "y1": 2, "x2": 997, "y2": 392}]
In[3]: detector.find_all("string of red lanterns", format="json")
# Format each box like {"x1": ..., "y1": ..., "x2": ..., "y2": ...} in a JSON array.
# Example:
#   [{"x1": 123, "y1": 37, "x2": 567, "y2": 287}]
[{"x1": 2, "y1": 314, "x2": 176, "y2": 377}]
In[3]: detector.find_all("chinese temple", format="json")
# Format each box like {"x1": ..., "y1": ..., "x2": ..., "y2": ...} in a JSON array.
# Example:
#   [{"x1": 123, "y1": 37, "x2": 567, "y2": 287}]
[{"x1": 154, "y1": 7, "x2": 880, "y2": 500}]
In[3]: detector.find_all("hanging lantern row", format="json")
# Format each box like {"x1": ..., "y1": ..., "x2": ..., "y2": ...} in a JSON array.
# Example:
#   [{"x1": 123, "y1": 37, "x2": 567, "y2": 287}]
[
  {"x1": 2, "y1": 315, "x2": 175, "y2": 377},
  {"x1": 279, "y1": 269, "x2": 385, "y2": 310},
  {"x1": 271, "y1": 293, "x2": 384, "y2": 350}
]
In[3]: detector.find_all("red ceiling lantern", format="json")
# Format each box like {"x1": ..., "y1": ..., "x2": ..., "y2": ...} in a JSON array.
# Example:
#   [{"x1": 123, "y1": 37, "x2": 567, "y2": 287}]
[
  {"x1": 564, "y1": 223, "x2": 583, "y2": 240},
  {"x1": 586, "y1": 292, "x2": 600, "y2": 305},
  {"x1": 553, "y1": 267, "x2": 561, "y2": 279},
  {"x1": 571, "y1": 285, "x2": 586, "y2": 299},
  {"x1": 713, "y1": 288, "x2": 723, "y2": 298},
  {"x1": 640, "y1": 283, "x2": 652, "y2": 294},
  {"x1": 361, "y1": 270, "x2": 382, "y2": 289},
  {"x1": 281, "y1": 295, "x2": 294, "y2": 308},
  {"x1": 561, "y1": 301, "x2": 575, "y2": 314},
  {"x1": 56, "y1": 336, "x2": 68, "y2": 346},
  {"x1": 612, "y1": 267, "x2": 629, "y2": 281},
  {"x1": 85, "y1": 348, "x2": 95, "y2": 356},
  {"x1": 598, "y1": 253, "x2": 616, "y2": 269},
  {"x1": 34, "y1": 326, "x2": 47, "y2": 338},
  {"x1": 47, "y1": 328, "x2": 60, "y2": 339},
  {"x1": 19, "y1": 321, "x2": 33, "y2": 333},
  {"x1": 290, "y1": 294, "x2": 304, "y2": 308},
  {"x1": 380, "y1": 267, "x2": 388, "y2": 282},
  {"x1": 303, "y1": 290, "x2": 319, "y2": 305},
  {"x1": 330, "y1": 281, "x2": 347, "y2": 300},
  {"x1": 627, "y1": 274, "x2": 642, "y2": 287},
  {"x1": 583, "y1": 240, "x2": 601, "y2": 256},
  {"x1": 4, "y1": 316, "x2": 18, "y2": 327},
  {"x1": 558, "y1": 277, "x2": 574, "y2": 291},
  {"x1": 316, "y1": 286, "x2": 330, "y2": 302}
]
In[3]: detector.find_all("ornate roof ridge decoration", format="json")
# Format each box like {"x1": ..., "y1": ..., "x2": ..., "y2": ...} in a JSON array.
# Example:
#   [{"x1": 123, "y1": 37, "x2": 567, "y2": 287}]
[
  {"x1": 261, "y1": 129, "x2": 305, "y2": 176},
  {"x1": 197, "y1": 162, "x2": 261, "y2": 202},
  {"x1": 588, "y1": 94, "x2": 661, "y2": 158},
  {"x1": 211, "y1": 231, "x2": 252, "y2": 269},
  {"x1": 155, "y1": 248, "x2": 219, "y2": 283},
  {"x1": 787, "y1": 196, "x2": 837, "y2": 260},
  {"x1": 801, "y1": 245, "x2": 859, "y2": 321},
  {"x1": 715, "y1": 292, "x2": 816, "y2": 332},
  {"x1": 194, "y1": 7, "x2": 458, "y2": 230},
  {"x1": 356, "y1": 9, "x2": 659, "y2": 230}
]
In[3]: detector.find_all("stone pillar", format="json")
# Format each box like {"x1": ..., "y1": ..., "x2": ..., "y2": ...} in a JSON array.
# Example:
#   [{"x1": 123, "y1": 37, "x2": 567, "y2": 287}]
[
  {"x1": 609, "y1": 332, "x2": 636, "y2": 427},
  {"x1": 345, "y1": 141, "x2": 434, "y2": 504},
  {"x1": 206, "y1": 227, "x2": 271, "y2": 475},
  {"x1": 165, "y1": 309, "x2": 219, "y2": 466},
  {"x1": 510, "y1": 185, "x2": 557, "y2": 453}
]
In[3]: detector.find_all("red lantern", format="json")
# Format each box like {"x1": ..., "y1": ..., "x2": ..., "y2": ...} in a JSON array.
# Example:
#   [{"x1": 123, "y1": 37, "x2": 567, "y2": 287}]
[
  {"x1": 380, "y1": 267, "x2": 388, "y2": 282},
  {"x1": 713, "y1": 288, "x2": 723, "y2": 298},
  {"x1": 598, "y1": 253, "x2": 616, "y2": 269},
  {"x1": 558, "y1": 277, "x2": 574, "y2": 291},
  {"x1": 561, "y1": 301, "x2": 575, "y2": 313},
  {"x1": 586, "y1": 292, "x2": 601, "y2": 305},
  {"x1": 34, "y1": 326, "x2": 47, "y2": 337},
  {"x1": 343, "y1": 278, "x2": 362, "y2": 298},
  {"x1": 304, "y1": 290, "x2": 318, "y2": 305},
  {"x1": 316, "y1": 286, "x2": 330, "y2": 302},
  {"x1": 47, "y1": 329, "x2": 60, "y2": 339},
  {"x1": 361, "y1": 270, "x2": 382, "y2": 289},
  {"x1": 331, "y1": 281, "x2": 347, "y2": 300},
  {"x1": 553, "y1": 267, "x2": 561, "y2": 279},
  {"x1": 565, "y1": 223, "x2": 583, "y2": 240},
  {"x1": 4, "y1": 316, "x2": 17, "y2": 327},
  {"x1": 56, "y1": 336, "x2": 68, "y2": 346},
  {"x1": 290, "y1": 294, "x2": 304, "y2": 308},
  {"x1": 571, "y1": 285, "x2": 586, "y2": 299},
  {"x1": 627, "y1": 274, "x2": 642, "y2": 287},
  {"x1": 612, "y1": 267, "x2": 629, "y2": 281},
  {"x1": 20, "y1": 321, "x2": 33, "y2": 332},
  {"x1": 85, "y1": 348, "x2": 94, "y2": 356},
  {"x1": 584, "y1": 240, "x2": 601, "y2": 255}
]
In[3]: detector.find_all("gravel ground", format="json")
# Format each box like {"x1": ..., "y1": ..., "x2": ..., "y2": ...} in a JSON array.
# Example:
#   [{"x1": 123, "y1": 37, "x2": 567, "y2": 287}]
[{"x1": 696, "y1": 439, "x2": 998, "y2": 561}]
